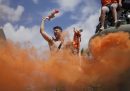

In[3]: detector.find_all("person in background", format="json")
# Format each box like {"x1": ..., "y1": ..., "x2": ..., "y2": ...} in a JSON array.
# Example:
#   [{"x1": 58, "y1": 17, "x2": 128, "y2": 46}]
[
  {"x1": 72, "y1": 28, "x2": 82, "y2": 55},
  {"x1": 100, "y1": 0, "x2": 122, "y2": 31}
]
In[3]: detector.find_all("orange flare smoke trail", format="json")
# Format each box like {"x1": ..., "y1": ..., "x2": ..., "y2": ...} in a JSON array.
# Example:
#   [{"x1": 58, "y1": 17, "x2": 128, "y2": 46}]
[{"x1": 0, "y1": 31, "x2": 130, "y2": 91}]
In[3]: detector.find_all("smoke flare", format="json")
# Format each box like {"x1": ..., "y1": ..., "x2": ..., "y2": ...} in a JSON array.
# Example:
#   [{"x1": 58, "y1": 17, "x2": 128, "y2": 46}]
[{"x1": 0, "y1": 31, "x2": 130, "y2": 91}]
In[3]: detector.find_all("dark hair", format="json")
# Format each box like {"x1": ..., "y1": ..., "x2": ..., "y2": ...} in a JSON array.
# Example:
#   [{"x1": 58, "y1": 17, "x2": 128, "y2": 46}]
[{"x1": 53, "y1": 26, "x2": 62, "y2": 32}]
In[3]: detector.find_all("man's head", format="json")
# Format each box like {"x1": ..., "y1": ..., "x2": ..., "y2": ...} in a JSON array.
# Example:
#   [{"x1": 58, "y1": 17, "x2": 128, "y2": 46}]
[{"x1": 53, "y1": 26, "x2": 62, "y2": 40}]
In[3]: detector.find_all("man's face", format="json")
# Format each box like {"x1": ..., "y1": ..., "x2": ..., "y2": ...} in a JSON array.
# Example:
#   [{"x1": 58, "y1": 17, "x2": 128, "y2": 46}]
[{"x1": 54, "y1": 28, "x2": 62, "y2": 39}]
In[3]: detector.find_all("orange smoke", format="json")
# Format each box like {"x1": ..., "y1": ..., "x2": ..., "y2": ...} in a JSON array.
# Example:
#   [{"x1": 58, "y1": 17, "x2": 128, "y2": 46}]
[{"x1": 0, "y1": 31, "x2": 130, "y2": 91}]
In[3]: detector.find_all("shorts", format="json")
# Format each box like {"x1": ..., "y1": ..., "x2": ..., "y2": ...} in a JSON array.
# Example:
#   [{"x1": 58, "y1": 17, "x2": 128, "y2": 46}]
[
  {"x1": 111, "y1": 3, "x2": 118, "y2": 8},
  {"x1": 102, "y1": 6, "x2": 110, "y2": 13},
  {"x1": 102, "y1": 3, "x2": 118, "y2": 12}
]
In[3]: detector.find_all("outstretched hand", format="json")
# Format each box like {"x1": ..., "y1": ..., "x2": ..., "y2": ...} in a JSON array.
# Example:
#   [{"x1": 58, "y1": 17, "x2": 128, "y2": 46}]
[{"x1": 42, "y1": 17, "x2": 47, "y2": 21}]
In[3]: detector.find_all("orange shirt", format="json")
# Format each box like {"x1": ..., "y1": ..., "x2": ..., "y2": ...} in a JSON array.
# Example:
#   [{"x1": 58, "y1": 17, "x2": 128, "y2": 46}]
[
  {"x1": 101, "y1": 0, "x2": 111, "y2": 6},
  {"x1": 111, "y1": 0, "x2": 118, "y2": 3}
]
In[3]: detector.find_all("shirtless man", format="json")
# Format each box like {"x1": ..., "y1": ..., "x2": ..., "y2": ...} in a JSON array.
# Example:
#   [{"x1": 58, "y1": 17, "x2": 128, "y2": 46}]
[{"x1": 40, "y1": 17, "x2": 64, "y2": 52}]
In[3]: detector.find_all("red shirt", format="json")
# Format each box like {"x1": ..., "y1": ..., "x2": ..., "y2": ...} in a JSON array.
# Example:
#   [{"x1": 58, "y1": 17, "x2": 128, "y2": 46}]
[
  {"x1": 73, "y1": 31, "x2": 81, "y2": 49},
  {"x1": 102, "y1": 0, "x2": 111, "y2": 6}
]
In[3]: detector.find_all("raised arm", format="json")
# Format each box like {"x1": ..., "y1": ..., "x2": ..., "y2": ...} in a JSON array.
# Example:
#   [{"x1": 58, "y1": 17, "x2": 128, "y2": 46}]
[{"x1": 40, "y1": 18, "x2": 53, "y2": 44}]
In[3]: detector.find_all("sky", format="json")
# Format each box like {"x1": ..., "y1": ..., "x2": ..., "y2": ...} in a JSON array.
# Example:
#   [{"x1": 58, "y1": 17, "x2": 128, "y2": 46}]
[{"x1": 0, "y1": 0, "x2": 101, "y2": 50}]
